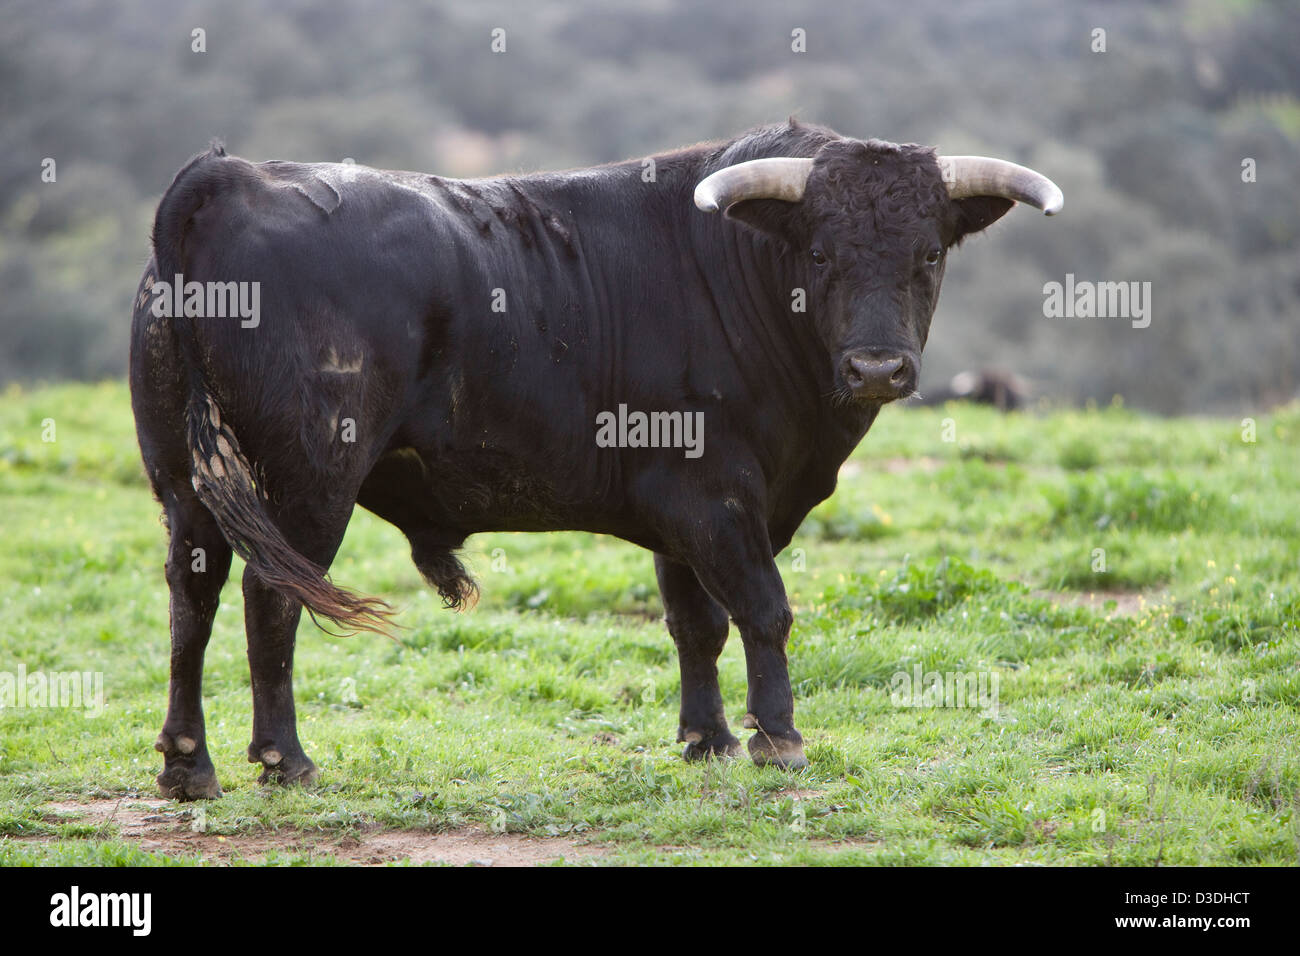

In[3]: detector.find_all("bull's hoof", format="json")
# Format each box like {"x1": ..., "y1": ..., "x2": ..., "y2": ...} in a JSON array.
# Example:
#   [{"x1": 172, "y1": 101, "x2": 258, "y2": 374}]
[
  {"x1": 155, "y1": 732, "x2": 222, "y2": 800},
  {"x1": 747, "y1": 731, "x2": 809, "y2": 770},
  {"x1": 249, "y1": 746, "x2": 319, "y2": 788},
  {"x1": 157, "y1": 764, "x2": 223, "y2": 800},
  {"x1": 679, "y1": 727, "x2": 743, "y2": 761}
]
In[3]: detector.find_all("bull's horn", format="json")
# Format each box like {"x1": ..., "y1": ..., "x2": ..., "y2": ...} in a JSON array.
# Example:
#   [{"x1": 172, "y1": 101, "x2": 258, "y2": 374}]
[
  {"x1": 939, "y1": 155, "x2": 1064, "y2": 215},
  {"x1": 693, "y1": 157, "x2": 815, "y2": 213}
]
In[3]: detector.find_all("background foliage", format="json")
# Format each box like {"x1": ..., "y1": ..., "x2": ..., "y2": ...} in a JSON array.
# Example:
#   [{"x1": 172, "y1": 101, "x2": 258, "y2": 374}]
[{"x1": 1, "y1": 0, "x2": 1297, "y2": 412}]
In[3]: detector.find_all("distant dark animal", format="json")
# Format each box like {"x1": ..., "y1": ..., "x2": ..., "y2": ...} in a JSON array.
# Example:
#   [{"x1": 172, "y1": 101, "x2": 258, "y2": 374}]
[
  {"x1": 919, "y1": 369, "x2": 1029, "y2": 411},
  {"x1": 130, "y1": 119, "x2": 1061, "y2": 798}
]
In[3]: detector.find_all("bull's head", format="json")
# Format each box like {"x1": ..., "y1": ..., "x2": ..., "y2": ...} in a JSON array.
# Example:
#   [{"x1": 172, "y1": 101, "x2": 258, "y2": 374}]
[{"x1": 694, "y1": 140, "x2": 1062, "y2": 404}]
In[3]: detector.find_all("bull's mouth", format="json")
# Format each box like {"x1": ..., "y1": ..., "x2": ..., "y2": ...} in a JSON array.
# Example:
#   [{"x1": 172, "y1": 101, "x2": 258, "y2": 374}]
[{"x1": 829, "y1": 380, "x2": 921, "y2": 408}]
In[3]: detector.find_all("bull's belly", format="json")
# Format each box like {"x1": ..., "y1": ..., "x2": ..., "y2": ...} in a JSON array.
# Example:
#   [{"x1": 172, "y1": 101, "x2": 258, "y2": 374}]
[{"x1": 363, "y1": 443, "x2": 652, "y2": 542}]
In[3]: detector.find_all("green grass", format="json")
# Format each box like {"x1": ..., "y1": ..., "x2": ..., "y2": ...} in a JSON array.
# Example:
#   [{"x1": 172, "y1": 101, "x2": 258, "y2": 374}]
[{"x1": 0, "y1": 382, "x2": 1296, "y2": 865}]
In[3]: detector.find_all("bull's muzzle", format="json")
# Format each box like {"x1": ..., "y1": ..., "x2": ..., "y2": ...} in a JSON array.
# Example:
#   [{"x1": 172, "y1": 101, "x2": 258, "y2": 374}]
[{"x1": 841, "y1": 350, "x2": 917, "y2": 402}]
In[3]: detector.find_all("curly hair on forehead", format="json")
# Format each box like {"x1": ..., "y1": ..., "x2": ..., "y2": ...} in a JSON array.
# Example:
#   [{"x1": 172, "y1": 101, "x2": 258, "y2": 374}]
[{"x1": 809, "y1": 139, "x2": 950, "y2": 249}]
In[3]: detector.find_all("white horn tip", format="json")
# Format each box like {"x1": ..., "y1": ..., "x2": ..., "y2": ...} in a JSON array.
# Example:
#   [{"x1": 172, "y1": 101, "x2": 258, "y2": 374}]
[
  {"x1": 694, "y1": 186, "x2": 720, "y2": 213},
  {"x1": 1043, "y1": 192, "x2": 1064, "y2": 216}
]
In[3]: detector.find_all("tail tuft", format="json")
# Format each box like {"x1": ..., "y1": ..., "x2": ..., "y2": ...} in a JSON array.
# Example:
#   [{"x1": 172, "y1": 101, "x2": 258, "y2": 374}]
[{"x1": 412, "y1": 545, "x2": 480, "y2": 612}]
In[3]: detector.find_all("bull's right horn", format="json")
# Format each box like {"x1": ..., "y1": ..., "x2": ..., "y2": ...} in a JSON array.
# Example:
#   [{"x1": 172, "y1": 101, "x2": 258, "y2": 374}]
[
  {"x1": 939, "y1": 155, "x2": 1064, "y2": 215},
  {"x1": 693, "y1": 157, "x2": 815, "y2": 213}
]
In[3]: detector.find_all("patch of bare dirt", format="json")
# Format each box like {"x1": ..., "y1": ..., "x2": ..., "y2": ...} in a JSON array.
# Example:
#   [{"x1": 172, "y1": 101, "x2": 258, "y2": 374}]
[
  {"x1": 1034, "y1": 589, "x2": 1155, "y2": 617},
  {"x1": 36, "y1": 798, "x2": 605, "y2": 866}
]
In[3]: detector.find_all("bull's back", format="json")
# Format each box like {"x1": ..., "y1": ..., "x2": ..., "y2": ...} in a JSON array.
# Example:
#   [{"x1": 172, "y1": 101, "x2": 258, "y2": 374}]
[{"x1": 137, "y1": 148, "x2": 738, "y2": 539}]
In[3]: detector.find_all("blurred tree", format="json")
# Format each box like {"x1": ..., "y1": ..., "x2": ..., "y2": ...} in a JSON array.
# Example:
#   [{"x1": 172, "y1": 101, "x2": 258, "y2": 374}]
[{"x1": 0, "y1": 0, "x2": 1295, "y2": 412}]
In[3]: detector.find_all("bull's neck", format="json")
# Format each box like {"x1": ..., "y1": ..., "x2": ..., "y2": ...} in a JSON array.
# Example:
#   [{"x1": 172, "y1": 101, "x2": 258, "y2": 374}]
[
  {"x1": 503, "y1": 152, "x2": 876, "y2": 473},
  {"x1": 680, "y1": 170, "x2": 878, "y2": 464}
]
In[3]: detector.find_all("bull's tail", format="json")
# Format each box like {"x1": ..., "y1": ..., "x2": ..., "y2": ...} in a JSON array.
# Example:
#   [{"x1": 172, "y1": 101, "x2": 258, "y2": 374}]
[
  {"x1": 185, "y1": 395, "x2": 396, "y2": 634},
  {"x1": 154, "y1": 143, "x2": 395, "y2": 636}
]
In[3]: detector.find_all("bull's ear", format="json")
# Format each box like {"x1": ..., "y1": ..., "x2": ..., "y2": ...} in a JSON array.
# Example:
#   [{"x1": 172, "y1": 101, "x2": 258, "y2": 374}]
[
  {"x1": 950, "y1": 196, "x2": 1014, "y2": 244},
  {"x1": 723, "y1": 198, "x2": 802, "y2": 244}
]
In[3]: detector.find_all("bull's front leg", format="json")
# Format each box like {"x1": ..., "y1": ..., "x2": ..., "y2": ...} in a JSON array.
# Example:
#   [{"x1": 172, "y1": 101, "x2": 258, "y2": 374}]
[
  {"x1": 684, "y1": 516, "x2": 808, "y2": 770},
  {"x1": 654, "y1": 554, "x2": 742, "y2": 759}
]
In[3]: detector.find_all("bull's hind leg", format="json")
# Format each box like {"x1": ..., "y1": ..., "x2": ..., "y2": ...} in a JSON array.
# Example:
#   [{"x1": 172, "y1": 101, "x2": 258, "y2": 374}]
[
  {"x1": 242, "y1": 495, "x2": 357, "y2": 788},
  {"x1": 242, "y1": 567, "x2": 319, "y2": 786},
  {"x1": 654, "y1": 555, "x2": 741, "y2": 759},
  {"x1": 157, "y1": 492, "x2": 233, "y2": 800}
]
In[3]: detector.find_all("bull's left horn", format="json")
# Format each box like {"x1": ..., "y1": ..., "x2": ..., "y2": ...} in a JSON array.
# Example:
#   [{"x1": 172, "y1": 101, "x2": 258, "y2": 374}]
[
  {"x1": 694, "y1": 157, "x2": 815, "y2": 213},
  {"x1": 939, "y1": 156, "x2": 1064, "y2": 216}
]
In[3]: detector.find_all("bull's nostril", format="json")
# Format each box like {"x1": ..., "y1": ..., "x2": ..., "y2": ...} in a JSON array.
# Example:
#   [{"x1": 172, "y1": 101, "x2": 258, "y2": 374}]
[
  {"x1": 843, "y1": 359, "x2": 866, "y2": 389},
  {"x1": 890, "y1": 367, "x2": 908, "y2": 386}
]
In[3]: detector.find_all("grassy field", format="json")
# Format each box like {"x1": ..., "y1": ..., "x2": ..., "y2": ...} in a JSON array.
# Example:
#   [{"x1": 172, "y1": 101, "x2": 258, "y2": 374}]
[{"x1": 0, "y1": 381, "x2": 1296, "y2": 865}]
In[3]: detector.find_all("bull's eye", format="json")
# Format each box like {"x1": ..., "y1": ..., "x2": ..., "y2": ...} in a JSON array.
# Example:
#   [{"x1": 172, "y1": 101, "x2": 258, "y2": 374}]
[
  {"x1": 925, "y1": 248, "x2": 942, "y2": 266},
  {"x1": 811, "y1": 248, "x2": 828, "y2": 266}
]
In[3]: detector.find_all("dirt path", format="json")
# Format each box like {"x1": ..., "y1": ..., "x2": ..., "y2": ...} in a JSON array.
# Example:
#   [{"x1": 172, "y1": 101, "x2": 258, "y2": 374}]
[{"x1": 36, "y1": 798, "x2": 605, "y2": 866}]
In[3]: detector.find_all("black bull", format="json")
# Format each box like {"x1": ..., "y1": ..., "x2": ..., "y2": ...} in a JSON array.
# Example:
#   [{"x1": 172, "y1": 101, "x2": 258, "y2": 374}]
[{"x1": 130, "y1": 120, "x2": 1061, "y2": 797}]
